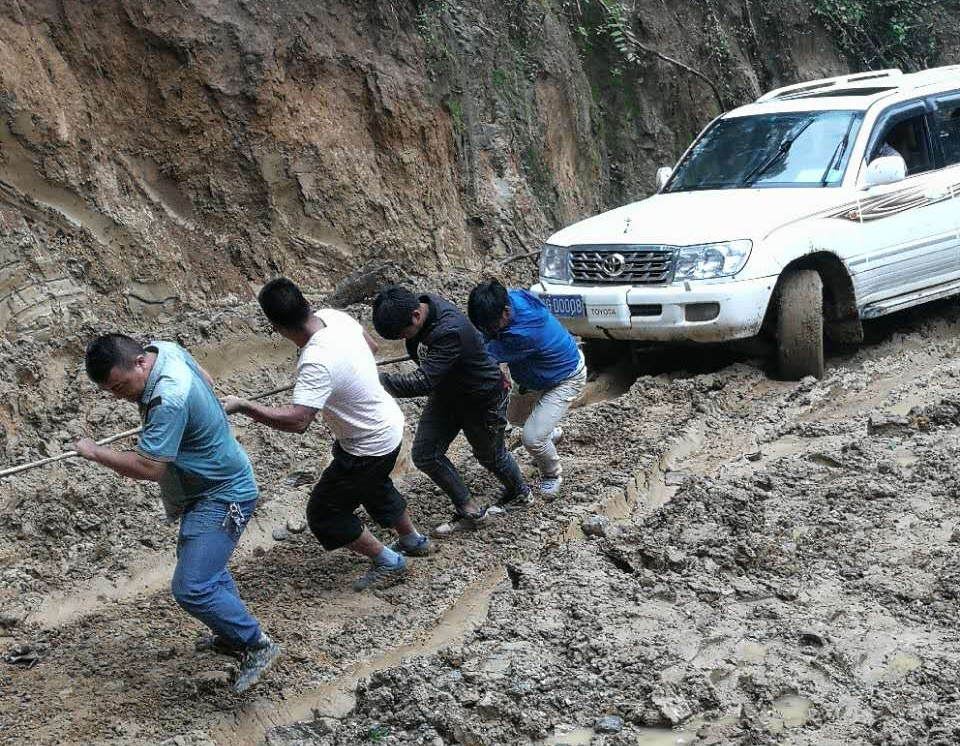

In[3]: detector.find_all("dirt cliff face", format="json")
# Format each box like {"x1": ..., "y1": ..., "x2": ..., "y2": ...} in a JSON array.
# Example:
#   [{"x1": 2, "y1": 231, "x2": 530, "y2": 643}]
[{"x1": 4, "y1": 0, "x2": 951, "y2": 342}]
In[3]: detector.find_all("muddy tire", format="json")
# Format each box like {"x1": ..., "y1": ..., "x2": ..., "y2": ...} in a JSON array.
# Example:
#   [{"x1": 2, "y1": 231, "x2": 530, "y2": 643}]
[{"x1": 776, "y1": 270, "x2": 824, "y2": 380}]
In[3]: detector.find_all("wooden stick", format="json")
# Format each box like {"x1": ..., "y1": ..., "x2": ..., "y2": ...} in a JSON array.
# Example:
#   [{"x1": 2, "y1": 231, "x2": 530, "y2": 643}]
[
  {"x1": 0, "y1": 355, "x2": 410, "y2": 480},
  {"x1": 499, "y1": 249, "x2": 541, "y2": 267},
  {"x1": 0, "y1": 427, "x2": 143, "y2": 479},
  {"x1": 375, "y1": 354, "x2": 411, "y2": 367}
]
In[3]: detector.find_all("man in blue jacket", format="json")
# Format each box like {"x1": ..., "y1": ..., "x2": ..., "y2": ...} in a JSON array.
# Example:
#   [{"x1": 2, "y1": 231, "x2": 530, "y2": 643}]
[{"x1": 468, "y1": 280, "x2": 586, "y2": 497}]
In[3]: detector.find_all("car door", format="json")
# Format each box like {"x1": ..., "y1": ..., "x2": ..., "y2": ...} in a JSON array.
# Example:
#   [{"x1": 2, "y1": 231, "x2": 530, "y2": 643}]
[
  {"x1": 848, "y1": 100, "x2": 958, "y2": 310},
  {"x1": 931, "y1": 91, "x2": 960, "y2": 246}
]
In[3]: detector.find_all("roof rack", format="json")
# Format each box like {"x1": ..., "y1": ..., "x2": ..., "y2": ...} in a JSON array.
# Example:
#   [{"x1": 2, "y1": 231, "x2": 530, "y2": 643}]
[{"x1": 756, "y1": 69, "x2": 902, "y2": 102}]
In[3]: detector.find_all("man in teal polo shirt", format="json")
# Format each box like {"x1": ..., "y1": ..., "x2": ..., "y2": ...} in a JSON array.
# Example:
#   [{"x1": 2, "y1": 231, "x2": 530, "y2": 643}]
[{"x1": 74, "y1": 333, "x2": 280, "y2": 693}]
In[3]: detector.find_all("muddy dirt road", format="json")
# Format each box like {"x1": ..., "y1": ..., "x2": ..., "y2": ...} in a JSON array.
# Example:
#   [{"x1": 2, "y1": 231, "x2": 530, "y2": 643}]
[{"x1": 3, "y1": 298, "x2": 960, "y2": 745}]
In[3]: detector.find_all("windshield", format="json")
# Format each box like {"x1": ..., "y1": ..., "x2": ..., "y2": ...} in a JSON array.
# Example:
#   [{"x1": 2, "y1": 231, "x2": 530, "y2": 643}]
[{"x1": 665, "y1": 110, "x2": 864, "y2": 191}]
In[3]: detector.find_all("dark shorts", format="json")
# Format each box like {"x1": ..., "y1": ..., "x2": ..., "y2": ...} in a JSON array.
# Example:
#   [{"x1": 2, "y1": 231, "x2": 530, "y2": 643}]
[{"x1": 306, "y1": 441, "x2": 407, "y2": 550}]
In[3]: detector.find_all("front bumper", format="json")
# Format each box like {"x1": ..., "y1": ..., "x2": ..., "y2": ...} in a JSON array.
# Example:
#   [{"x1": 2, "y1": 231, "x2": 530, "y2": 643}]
[{"x1": 531, "y1": 276, "x2": 777, "y2": 343}]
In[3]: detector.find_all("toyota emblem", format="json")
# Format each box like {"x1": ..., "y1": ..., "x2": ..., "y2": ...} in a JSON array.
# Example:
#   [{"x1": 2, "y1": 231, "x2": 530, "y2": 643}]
[{"x1": 602, "y1": 253, "x2": 626, "y2": 277}]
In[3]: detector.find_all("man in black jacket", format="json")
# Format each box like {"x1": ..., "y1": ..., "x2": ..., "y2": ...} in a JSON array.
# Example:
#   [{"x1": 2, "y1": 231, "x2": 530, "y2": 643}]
[{"x1": 372, "y1": 286, "x2": 530, "y2": 530}]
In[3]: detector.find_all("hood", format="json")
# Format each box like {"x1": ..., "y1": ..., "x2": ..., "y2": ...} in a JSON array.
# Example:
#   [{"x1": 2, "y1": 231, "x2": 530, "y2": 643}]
[{"x1": 548, "y1": 188, "x2": 847, "y2": 247}]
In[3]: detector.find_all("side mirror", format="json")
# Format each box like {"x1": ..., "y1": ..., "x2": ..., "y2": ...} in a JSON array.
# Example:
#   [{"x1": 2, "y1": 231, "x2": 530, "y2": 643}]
[
  {"x1": 863, "y1": 155, "x2": 906, "y2": 189},
  {"x1": 655, "y1": 166, "x2": 673, "y2": 191}
]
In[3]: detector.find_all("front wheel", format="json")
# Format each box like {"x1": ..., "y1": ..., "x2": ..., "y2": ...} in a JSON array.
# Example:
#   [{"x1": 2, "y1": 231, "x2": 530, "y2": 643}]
[{"x1": 776, "y1": 270, "x2": 824, "y2": 380}]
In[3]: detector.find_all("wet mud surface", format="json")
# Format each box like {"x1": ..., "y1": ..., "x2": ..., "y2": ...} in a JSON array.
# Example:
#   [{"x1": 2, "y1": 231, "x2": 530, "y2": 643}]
[{"x1": 3, "y1": 299, "x2": 960, "y2": 745}]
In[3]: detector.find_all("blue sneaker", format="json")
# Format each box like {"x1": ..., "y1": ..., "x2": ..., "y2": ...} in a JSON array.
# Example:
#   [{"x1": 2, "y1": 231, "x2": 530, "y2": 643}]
[
  {"x1": 389, "y1": 535, "x2": 437, "y2": 557},
  {"x1": 352, "y1": 554, "x2": 408, "y2": 591}
]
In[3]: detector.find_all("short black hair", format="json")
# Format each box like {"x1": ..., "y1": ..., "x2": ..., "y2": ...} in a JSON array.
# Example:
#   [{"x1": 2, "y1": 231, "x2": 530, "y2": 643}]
[
  {"x1": 468, "y1": 279, "x2": 509, "y2": 332},
  {"x1": 258, "y1": 277, "x2": 311, "y2": 329},
  {"x1": 372, "y1": 285, "x2": 420, "y2": 339},
  {"x1": 85, "y1": 334, "x2": 145, "y2": 384}
]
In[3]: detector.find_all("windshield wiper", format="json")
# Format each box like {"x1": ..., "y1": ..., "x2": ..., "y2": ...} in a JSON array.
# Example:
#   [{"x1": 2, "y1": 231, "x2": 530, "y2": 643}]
[
  {"x1": 741, "y1": 119, "x2": 814, "y2": 186},
  {"x1": 671, "y1": 182, "x2": 741, "y2": 192},
  {"x1": 819, "y1": 114, "x2": 857, "y2": 187}
]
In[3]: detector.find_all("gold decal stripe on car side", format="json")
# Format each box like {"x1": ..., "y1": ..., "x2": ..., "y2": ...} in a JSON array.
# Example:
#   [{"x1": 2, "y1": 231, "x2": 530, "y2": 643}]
[{"x1": 828, "y1": 179, "x2": 960, "y2": 223}]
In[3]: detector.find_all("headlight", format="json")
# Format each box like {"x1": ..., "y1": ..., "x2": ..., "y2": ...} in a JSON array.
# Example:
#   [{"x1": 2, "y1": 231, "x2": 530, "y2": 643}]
[
  {"x1": 674, "y1": 240, "x2": 752, "y2": 280},
  {"x1": 539, "y1": 244, "x2": 570, "y2": 282}
]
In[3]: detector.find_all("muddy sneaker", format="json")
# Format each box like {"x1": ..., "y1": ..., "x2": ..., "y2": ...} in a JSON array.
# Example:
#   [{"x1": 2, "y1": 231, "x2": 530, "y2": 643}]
[
  {"x1": 389, "y1": 535, "x2": 437, "y2": 557},
  {"x1": 537, "y1": 475, "x2": 563, "y2": 499},
  {"x1": 551, "y1": 426, "x2": 564, "y2": 444},
  {"x1": 234, "y1": 634, "x2": 281, "y2": 693},
  {"x1": 434, "y1": 507, "x2": 489, "y2": 535},
  {"x1": 495, "y1": 487, "x2": 534, "y2": 512},
  {"x1": 195, "y1": 633, "x2": 244, "y2": 658},
  {"x1": 352, "y1": 554, "x2": 408, "y2": 591}
]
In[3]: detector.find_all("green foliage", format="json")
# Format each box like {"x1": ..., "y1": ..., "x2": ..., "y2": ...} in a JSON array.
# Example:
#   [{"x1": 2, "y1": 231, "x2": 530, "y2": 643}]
[
  {"x1": 560, "y1": 0, "x2": 642, "y2": 68},
  {"x1": 560, "y1": 0, "x2": 725, "y2": 110},
  {"x1": 415, "y1": 1, "x2": 453, "y2": 80},
  {"x1": 492, "y1": 67, "x2": 509, "y2": 89},
  {"x1": 811, "y1": 0, "x2": 938, "y2": 70},
  {"x1": 446, "y1": 97, "x2": 465, "y2": 135},
  {"x1": 364, "y1": 725, "x2": 390, "y2": 742},
  {"x1": 522, "y1": 145, "x2": 553, "y2": 195}
]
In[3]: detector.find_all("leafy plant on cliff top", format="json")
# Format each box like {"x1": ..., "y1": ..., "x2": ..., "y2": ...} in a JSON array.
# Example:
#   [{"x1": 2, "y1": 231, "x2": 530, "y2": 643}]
[
  {"x1": 561, "y1": 0, "x2": 725, "y2": 111},
  {"x1": 811, "y1": 0, "x2": 938, "y2": 70}
]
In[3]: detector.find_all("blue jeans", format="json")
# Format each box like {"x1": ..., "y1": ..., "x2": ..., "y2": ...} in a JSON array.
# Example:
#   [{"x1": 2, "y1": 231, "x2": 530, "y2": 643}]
[{"x1": 171, "y1": 497, "x2": 261, "y2": 647}]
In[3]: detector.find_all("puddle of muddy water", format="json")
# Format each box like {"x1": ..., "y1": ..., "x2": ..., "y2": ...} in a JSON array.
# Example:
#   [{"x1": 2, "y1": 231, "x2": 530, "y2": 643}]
[
  {"x1": 543, "y1": 725, "x2": 595, "y2": 744},
  {"x1": 885, "y1": 652, "x2": 922, "y2": 679},
  {"x1": 635, "y1": 727, "x2": 698, "y2": 745},
  {"x1": 637, "y1": 713, "x2": 739, "y2": 745},
  {"x1": 544, "y1": 714, "x2": 742, "y2": 745},
  {"x1": 769, "y1": 694, "x2": 813, "y2": 731},
  {"x1": 890, "y1": 392, "x2": 927, "y2": 416},
  {"x1": 734, "y1": 639, "x2": 768, "y2": 663}
]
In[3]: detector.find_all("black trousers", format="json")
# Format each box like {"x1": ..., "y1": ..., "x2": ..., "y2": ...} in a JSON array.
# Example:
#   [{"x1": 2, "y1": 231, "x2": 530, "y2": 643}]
[
  {"x1": 307, "y1": 442, "x2": 407, "y2": 550},
  {"x1": 410, "y1": 389, "x2": 527, "y2": 511}
]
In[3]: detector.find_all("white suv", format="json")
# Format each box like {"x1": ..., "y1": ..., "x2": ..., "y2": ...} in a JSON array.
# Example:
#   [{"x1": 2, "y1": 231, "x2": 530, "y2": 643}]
[{"x1": 533, "y1": 66, "x2": 960, "y2": 379}]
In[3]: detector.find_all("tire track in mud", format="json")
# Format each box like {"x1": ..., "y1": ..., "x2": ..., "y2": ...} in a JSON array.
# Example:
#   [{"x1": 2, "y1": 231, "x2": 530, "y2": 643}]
[
  {"x1": 295, "y1": 306, "x2": 960, "y2": 745},
  {"x1": 218, "y1": 417, "x2": 711, "y2": 746},
  {"x1": 213, "y1": 567, "x2": 507, "y2": 745},
  {"x1": 3, "y1": 363, "x2": 683, "y2": 745},
  {"x1": 249, "y1": 330, "x2": 954, "y2": 743}
]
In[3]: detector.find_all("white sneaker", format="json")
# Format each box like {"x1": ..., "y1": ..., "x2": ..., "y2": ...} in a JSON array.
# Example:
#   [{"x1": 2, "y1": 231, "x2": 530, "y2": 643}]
[
  {"x1": 537, "y1": 475, "x2": 563, "y2": 498},
  {"x1": 551, "y1": 426, "x2": 564, "y2": 444}
]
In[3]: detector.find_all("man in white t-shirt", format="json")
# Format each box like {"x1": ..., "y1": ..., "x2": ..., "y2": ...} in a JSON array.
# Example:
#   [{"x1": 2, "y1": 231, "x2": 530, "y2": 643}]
[{"x1": 223, "y1": 278, "x2": 433, "y2": 591}]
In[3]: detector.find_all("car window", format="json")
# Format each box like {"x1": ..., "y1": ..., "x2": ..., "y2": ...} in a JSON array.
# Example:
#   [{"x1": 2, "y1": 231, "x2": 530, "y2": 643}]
[
  {"x1": 870, "y1": 111, "x2": 934, "y2": 176},
  {"x1": 934, "y1": 95, "x2": 960, "y2": 166},
  {"x1": 664, "y1": 110, "x2": 863, "y2": 191}
]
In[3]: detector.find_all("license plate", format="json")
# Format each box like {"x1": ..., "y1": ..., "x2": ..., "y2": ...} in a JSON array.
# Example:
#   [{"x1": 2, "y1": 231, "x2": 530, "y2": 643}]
[{"x1": 544, "y1": 294, "x2": 585, "y2": 318}]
